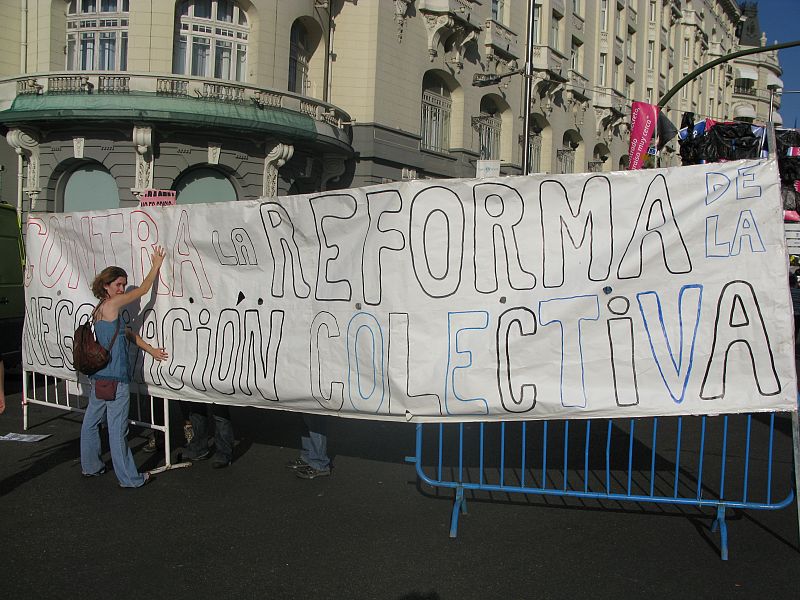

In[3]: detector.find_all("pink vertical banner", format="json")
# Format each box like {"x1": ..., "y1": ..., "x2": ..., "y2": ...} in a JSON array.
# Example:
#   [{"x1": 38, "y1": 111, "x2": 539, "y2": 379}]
[{"x1": 627, "y1": 101, "x2": 659, "y2": 170}]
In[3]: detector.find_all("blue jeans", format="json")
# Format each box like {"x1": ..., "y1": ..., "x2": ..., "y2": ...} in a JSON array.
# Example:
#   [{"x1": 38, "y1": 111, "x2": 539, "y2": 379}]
[
  {"x1": 300, "y1": 414, "x2": 329, "y2": 470},
  {"x1": 80, "y1": 381, "x2": 146, "y2": 488}
]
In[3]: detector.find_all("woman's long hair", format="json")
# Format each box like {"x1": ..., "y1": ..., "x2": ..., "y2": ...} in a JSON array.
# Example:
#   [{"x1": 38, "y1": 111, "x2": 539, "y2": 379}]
[{"x1": 91, "y1": 266, "x2": 128, "y2": 300}]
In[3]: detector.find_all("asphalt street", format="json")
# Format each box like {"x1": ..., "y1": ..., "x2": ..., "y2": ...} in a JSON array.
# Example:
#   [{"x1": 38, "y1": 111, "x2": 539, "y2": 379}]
[{"x1": 2, "y1": 372, "x2": 799, "y2": 600}]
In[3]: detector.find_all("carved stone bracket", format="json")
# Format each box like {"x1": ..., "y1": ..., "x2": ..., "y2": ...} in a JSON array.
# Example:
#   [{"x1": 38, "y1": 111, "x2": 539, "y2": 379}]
[
  {"x1": 394, "y1": 0, "x2": 413, "y2": 42},
  {"x1": 73, "y1": 137, "x2": 85, "y2": 159},
  {"x1": 208, "y1": 143, "x2": 221, "y2": 165},
  {"x1": 263, "y1": 141, "x2": 294, "y2": 198},
  {"x1": 320, "y1": 154, "x2": 346, "y2": 191},
  {"x1": 424, "y1": 14, "x2": 455, "y2": 60},
  {"x1": 448, "y1": 26, "x2": 478, "y2": 72},
  {"x1": 132, "y1": 125, "x2": 154, "y2": 195},
  {"x1": 6, "y1": 128, "x2": 41, "y2": 200},
  {"x1": 566, "y1": 93, "x2": 589, "y2": 125}
]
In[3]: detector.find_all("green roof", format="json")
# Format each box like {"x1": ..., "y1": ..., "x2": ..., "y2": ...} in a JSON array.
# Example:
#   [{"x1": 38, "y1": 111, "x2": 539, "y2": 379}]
[{"x1": 0, "y1": 92, "x2": 318, "y2": 140}]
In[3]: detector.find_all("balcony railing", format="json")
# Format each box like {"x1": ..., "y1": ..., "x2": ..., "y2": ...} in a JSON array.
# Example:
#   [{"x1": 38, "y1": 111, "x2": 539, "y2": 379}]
[
  {"x1": 98, "y1": 76, "x2": 129, "y2": 93},
  {"x1": 157, "y1": 78, "x2": 189, "y2": 96},
  {"x1": 0, "y1": 71, "x2": 352, "y2": 130},
  {"x1": 734, "y1": 85, "x2": 757, "y2": 96},
  {"x1": 484, "y1": 18, "x2": 520, "y2": 60}
]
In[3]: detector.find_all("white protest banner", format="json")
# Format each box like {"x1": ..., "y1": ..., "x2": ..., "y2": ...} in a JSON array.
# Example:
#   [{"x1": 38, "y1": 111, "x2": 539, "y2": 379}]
[{"x1": 22, "y1": 159, "x2": 796, "y2": 422}]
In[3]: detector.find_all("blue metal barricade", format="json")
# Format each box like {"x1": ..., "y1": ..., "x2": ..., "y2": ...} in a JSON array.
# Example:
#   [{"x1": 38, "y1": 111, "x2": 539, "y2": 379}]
[{"x1": 407, "y1": 413, "x2": 796, "y2": 560}]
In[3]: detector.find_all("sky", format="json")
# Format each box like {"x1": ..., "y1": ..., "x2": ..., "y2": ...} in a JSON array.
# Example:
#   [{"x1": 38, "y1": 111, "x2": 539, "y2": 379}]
[{"x1": 756, "y1": 0, "x2": 800, "y2": 127}]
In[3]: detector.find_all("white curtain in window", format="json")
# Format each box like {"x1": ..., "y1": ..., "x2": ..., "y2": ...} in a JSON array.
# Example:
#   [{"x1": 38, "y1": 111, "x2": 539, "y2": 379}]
[
  {"x1": 80, "y1": 34, "x2": 95, "y2": 70},
  {"x1": 99, "y1": 33, "x2": 116, "y2": 70},
  {"x1": 214, "y1": 41, "x2": 232, "y2": 79},
  {"x1": 119, "y1": 32, "x2": 128, "y2": 70},
  {"x1": 236, "y1": 46, "x2": 247, "y2": 81},
  {"x1": 194, "y1": 0, "x2": 212, "y2": 19},
  {"x1": 217, "y1": 0, "x2": 233, "y2": 23},
  {"x1": 192, "y1": 37, "x2": 210, "y2": 76}
]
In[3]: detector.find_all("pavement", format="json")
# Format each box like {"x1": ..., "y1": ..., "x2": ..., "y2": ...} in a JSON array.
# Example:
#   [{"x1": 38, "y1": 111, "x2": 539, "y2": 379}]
[{"x1": 1, "y1": 371, "x2": 799, "y2": 600}]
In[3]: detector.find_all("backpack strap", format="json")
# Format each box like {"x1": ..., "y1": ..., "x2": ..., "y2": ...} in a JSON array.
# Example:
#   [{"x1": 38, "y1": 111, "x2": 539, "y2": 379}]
[{"x1": 91, "y1": 300, "x2": 120, "y2": 353}]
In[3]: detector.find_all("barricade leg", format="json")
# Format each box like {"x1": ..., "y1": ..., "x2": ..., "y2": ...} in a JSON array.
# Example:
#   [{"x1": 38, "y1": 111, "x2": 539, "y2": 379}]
[
  {"x1": 711, "y1": 505, "x2": 729, "y2": 561},
  {"x1": 450, "y1": 485, "x2": 467, "y2": 539},
  {"x1": 792, "y1": 408, "x2": 800, "y2": 551},
  {"x1": 22, "y1": 370, "x2": 29, "y2": 431},
  {"x1": 147, "y1": 399, "x2": 191, "y2": 474}
]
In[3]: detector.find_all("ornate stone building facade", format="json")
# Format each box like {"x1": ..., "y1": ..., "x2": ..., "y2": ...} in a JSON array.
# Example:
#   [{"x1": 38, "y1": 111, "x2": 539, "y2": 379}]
[
  {"x1": 0, "y1": 0, "x2": 354, "y2": 219},
  {"x1": 0, "y1": 0, "x2": 783, "y2": 221}
]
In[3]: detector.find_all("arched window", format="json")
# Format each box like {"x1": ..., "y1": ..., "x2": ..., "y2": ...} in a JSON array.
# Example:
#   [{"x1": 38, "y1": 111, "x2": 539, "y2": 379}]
[
  {"x1": 475, "y1": 97, "x2": 501, "y2": 160},
  {"x1": 173, "y1": 0, "x2": 249, "y2": 82},
  {"x1": 66, "y1": 0, "x2": 129, "y2": 71},
  {"x1": 63, "y1": 164, "x2": 120, "y2": 211},
  {"x1": 421, "y1": 73, "x2": 451, "y2": 153},
  {"x1": 289, "y1": 22, "x2": 310, "y2": 94},
  {"x1": 175, "y1": 168, "x2": 237, "y2": 204}
]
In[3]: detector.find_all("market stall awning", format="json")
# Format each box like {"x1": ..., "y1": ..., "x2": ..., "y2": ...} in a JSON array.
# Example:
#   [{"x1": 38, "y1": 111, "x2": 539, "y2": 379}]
[
  {"x1": 734, "y1": 65, "x2": 758, "y2": 81},
  {"x1": 734, "y1": 103, "x2": 756, "y2": 119}
]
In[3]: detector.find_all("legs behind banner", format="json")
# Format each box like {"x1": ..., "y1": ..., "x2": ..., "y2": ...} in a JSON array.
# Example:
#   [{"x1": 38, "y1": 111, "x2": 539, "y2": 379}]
[{"x1": 450, "y1": 485, "x2": 468, "y2": 539}]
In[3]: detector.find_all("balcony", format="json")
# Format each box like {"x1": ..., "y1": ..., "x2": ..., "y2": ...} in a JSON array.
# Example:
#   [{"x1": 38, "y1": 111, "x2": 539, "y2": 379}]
[
  {"x1": 627, "y1": 5, "x2": 637, "y2": 28},
  {"x1": 418, "y1": 0, "x2": 480, "y2": 28},
  {"x1": 566, "y1": 69, "x2": 591, "y2": 101},
  {"x1": 483, "y1": 19, "x2": 520, "y2": 61},
  {"x1": 531, "y1": 46, "x2": 567, "y2": 81},
  {"x1": 614, "y1": 37, "x2": 624, "y2": 62},
  {"x1": 593, "y1": 87, "x2": 626, "y2": 114},
  {"x1": 734, "y1": 84, "x2": 757, "y2": 96},
  {"x1": 0, "y1": 71, "x2": 353, "y2": 146},
  {"x1": 626, "y1": 57, "x2": 636, "y2": 76}
]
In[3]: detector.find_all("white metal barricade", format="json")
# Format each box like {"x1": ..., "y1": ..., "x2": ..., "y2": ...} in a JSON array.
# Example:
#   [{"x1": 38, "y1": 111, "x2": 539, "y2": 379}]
[{"x1": 22, "y1": 369, "x2": 190, "y2": 474}]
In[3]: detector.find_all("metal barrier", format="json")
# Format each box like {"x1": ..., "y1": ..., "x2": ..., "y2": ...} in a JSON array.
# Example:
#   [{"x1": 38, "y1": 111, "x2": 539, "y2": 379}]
[
  {"x1": 22, "y1": 370, "x2": 190, "y2": 474},
  {"x1": 407, "y1": 413, "x2": 800, "y2": 560}
]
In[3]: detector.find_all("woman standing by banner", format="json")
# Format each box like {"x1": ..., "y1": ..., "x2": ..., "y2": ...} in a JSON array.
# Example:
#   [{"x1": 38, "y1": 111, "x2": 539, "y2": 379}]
[{"x1": 80, "y1": 247, "x2": 168, "y2": 488}]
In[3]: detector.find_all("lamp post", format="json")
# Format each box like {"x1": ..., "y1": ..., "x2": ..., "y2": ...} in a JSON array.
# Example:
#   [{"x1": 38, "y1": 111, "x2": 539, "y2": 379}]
[{"x1": 521, "y1": 0, "x2": 535, "y2": 176}]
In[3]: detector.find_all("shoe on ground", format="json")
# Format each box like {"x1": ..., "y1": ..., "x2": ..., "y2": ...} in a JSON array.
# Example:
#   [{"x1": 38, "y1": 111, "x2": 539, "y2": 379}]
[
  {"x1": 119, "y1": 471, "x2": 153, "y2": 489},
  {"x1": 181, "y1": 446, "x2": 211, "y2": 461},
  {"x1": 295, "y1": 464, "x2": 331, "y2": 480},
  {"x1": 285, "y1": 457, "x2": 309, "y2": 470},
  {"x1": 82, "y1": 467, "x2": 106, "y2": 477},
  {"x1": 211, "y1": 456, "x2": 232, "y2": 469}
]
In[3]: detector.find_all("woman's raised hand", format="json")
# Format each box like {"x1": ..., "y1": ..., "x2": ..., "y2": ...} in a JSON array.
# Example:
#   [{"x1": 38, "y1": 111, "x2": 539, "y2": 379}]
[{"x1": 151, "y1": 245, "x2": 166, "y2": 269}]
